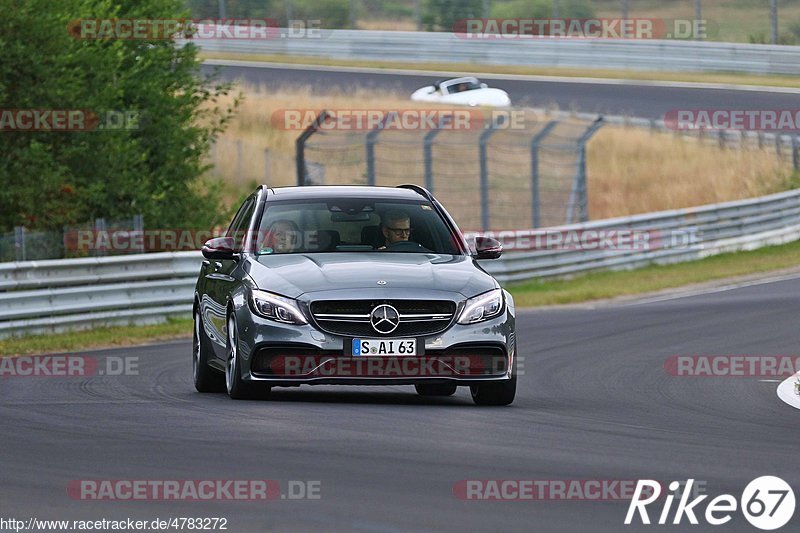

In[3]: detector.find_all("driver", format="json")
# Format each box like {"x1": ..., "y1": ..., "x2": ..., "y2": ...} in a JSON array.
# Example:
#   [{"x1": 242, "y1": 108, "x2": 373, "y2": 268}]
[
  {"x1": 263, "y1": 219, "x2": 301, "y2": 254},
  {"x1": 379, "y1": 210, "x2": 412, "y2": 249}
]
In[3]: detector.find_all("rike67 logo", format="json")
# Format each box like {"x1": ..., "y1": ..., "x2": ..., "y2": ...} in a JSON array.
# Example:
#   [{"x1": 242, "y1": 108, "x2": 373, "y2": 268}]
[{"x1": 625, "y1": 477, "x2": 795, "y2": 530}]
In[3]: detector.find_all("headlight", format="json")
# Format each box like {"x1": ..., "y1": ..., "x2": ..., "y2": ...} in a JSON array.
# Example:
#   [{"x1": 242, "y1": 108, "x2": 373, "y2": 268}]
[
  {"x1": 249, "y1": 290, "x2": 307, "y2": 325},
  {"x1": 457, "y1": 288, "x2": 504, "y2": 324}
]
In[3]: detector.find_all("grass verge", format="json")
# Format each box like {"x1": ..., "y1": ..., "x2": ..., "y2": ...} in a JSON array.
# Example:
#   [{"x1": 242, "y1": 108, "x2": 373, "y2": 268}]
[
  {"x1": 508, "y1": 239, "x2": 800, "y2": 307},
  {"x1": 3, "y1": 240, "x2": 800, "y2": 355},
  {"x1": 0, "y1": 317, "x2": 192, "y2": 357},
  {"x1": 200, "y1": 51, "x2": 800, "y2": 90}
]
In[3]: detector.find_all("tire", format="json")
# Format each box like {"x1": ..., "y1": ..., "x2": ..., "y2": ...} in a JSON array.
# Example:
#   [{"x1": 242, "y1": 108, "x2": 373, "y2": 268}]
[
  {"x1": 415, "y1": 383, "x2": 457, "y2": 397},
  {"x1": 470, "y1": 365, "x2": 516, "y2": 407},
  {"x1": 470, "y1": 376, "x2": 516, "y2": 406},
  {"x1": 193, "y1": 309, "x2": 225, "y2": 393},
  {"x1": 225, "y1": 313, "x2": 271, "y2": 400}
]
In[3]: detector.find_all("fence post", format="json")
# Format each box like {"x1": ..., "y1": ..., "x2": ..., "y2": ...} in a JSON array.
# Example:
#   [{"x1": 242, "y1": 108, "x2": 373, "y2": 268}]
[
  {"x1": 530, "y1": 120, "x2": 559, "y2": 228},
  {"x1": 133, "y1": 214, "x2": 145, "y2": 254},
  {"x1": 423, "y1": 115, "x2": 452, "y2": 194},
  {"x1": 567, "y1": 117, "x2": 604, "y2": 224},
  {"x1": 479, "y1": 119, "x2": 501, "y2": 232},
  {"x1": 365, "y1": 115, "x2": 390, "y2": 187},
  {"x1": 295, "y1": 110, "x2": 330, "y2": 186},
  {"x1": 776, "y1": 134, "x2": 782, "y2": 158},
  {"x1": 14, "y1": 226, "x2": 25, "y2": 262},
  {"x1": 793, "y1": 136, "x2": 799, "y2": 171}
]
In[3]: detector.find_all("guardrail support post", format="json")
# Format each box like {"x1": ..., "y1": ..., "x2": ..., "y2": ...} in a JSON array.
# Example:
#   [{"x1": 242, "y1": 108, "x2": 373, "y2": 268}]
[
  {"x1": 567, "y1": 117, "x2": 604, "y2": 224},
  {"x1": 530, "y1": 120, "x2": 559, "y2": 228},
  {"x1": 295, "y1": 110, "x2": 330, "y2": 186},
  {"x1": 133, "y1": 214, "x2": 145, "y2": 254},
  {"x1": 479, "y1": 116, "x2": 501, "y2": 232},
  {"x1": 793, "y1": 136, "x2": 799, "y2": 171},
  {"x1": 94, "y1": 218, "x2": 107, "y2": 257},
  {"x1": 14, "y1": 226, "x2": 25, "y2": 262}
]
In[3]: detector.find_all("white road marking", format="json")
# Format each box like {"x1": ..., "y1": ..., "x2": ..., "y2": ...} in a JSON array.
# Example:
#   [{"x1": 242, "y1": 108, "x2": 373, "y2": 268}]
[{"x1": 621, "y1": 271, "x2": 800, "y2": 307}]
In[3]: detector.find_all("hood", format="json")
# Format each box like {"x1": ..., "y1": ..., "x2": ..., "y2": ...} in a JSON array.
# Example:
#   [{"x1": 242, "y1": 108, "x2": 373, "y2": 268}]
[{"x1": 245, "y1": 252, "x2": 497, "y2": 300}]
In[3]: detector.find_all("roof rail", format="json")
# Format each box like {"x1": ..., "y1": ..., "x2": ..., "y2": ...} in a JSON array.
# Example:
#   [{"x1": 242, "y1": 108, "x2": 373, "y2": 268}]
[{"x1": 397, "y1": 184, "x2": 434, "y2": 201}]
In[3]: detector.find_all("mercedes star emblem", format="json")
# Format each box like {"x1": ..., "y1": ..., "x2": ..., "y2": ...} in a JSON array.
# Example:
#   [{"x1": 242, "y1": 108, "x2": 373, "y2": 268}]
[{"x1": 370, "y1": 304, "x2": 400, "y2": 334}]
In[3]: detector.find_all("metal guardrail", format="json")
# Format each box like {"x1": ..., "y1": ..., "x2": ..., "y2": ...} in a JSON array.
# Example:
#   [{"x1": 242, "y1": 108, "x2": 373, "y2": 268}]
[
  {"x1": 1, "y1": 188, "x2": 800, "y2": 338},
  {"x1": 191, "y1": 29, "x2": 800, "y2": 75},
  {"x1": 0, "y1": 253, "x2": 201, "y2": 338}
]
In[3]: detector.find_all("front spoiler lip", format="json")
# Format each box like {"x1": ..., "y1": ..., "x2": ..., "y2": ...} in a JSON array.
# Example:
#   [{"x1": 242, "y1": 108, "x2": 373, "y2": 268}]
[{"x1": 244, "y1": 375, "x2": 511, "y2": 386}]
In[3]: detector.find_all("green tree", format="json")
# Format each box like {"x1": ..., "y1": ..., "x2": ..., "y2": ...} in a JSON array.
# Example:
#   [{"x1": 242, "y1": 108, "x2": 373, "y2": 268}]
[
  {"x1": 423, "y1": 0, "x2": 483, "y2": 31},
  {"x1": 0, "y1": 0, "x2": 239, "y2": 232}
]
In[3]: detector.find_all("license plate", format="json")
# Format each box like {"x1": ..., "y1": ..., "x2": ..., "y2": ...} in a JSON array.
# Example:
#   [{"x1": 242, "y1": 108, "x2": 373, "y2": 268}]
[{"x1": 352, "y1": 338, "x2": 416, "y2": 356}]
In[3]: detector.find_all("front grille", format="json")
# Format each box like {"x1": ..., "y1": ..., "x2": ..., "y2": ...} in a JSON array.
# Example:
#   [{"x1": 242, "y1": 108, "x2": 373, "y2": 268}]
[{"x1": 310, "y1": 299, "x2": 457, "y2": 337}]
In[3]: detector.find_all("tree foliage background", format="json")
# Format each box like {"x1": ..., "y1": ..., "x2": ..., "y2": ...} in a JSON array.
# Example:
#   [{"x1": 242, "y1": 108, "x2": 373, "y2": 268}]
[{"x1": 0, "y1": 0, "x2": 239, "y2": 232}]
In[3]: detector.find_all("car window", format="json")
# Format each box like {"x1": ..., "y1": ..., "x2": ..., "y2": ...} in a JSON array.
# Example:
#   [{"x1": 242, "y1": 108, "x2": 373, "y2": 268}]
[
  {"x1": 255, "y1": 199, "x2": 462, "y2": 255},
  {"x1": 227, "y1": 196, "x2": 256, "y2": 252}
]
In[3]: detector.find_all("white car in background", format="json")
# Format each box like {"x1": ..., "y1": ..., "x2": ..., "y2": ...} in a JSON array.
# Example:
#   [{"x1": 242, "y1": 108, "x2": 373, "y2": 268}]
[{"x1": 411, "y1": 77, "x2": 511, "y2": 107}]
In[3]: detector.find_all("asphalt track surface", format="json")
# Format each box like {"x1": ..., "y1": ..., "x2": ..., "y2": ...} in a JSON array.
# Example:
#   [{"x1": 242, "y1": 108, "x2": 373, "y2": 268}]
[
  {"x1": 201, "y1": 63, "x2": 800, "y2": 119},
  {"x1": 2, "y1": 276, "x2": 799, "y2": 532}
]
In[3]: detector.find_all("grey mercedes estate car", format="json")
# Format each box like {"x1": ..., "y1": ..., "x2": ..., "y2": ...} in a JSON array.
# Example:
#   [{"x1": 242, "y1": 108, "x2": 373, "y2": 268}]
[{"x1": 193, "y1": 184, "x2": 516, "y2": 405}]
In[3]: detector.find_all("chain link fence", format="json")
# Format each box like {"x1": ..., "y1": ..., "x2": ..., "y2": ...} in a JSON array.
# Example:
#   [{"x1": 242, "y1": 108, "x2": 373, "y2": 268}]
[
  {"x1": 0, "y1": 216, "x2": 144, "y2": 262},
  {"x1": 297, "y1": 110, "x2": 604, "y2": 232}
]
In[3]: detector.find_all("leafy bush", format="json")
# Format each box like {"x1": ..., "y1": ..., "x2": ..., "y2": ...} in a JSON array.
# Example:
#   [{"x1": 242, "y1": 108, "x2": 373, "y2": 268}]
[
  {"x1": 423, "y1": 0, "x2": 483, "y2": 31},
  {"x1": 0, "y1": 0, "x2": 239, "y2": 232},
  {"x1": 490, "y1": 0, "x2": 595, "y2": 19}
]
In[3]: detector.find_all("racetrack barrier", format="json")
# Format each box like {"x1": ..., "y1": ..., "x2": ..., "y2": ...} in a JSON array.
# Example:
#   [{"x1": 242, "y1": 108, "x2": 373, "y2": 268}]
[{"x1": 1, "y1": 188, "x2": 800, "y2": 337}]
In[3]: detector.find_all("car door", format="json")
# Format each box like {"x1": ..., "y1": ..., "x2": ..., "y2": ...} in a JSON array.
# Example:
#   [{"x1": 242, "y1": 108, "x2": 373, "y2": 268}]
[{"x1": 203, "y1": 195, "x2": 257, "y2": 359}]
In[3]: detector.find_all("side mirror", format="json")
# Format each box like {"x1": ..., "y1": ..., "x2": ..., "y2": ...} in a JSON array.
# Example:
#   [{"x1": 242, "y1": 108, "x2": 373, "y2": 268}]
[
  {"x1": 480, "y1": 83, "x2": 488, "y2": 89},
  {"x1": 202, "y1": 237, "x2": 237, "y2": 260},
  {"x1": 474, "y1": 236, "x2": 502, "y2": 260}
]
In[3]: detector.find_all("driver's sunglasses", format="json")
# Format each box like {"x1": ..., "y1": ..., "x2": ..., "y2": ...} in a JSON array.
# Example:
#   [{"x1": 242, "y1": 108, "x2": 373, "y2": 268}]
[{"x1": 387, "y1": 227, "x2": 412, "y2": 235}]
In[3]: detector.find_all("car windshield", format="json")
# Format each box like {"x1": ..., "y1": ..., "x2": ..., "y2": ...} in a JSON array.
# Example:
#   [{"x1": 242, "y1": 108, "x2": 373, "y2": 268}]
[
  {"x1": 254, "y1": 199, "x2": 463, "y2": 255},
  {"x1": 447, "y1": 79, "x2": 481, "y2": 93}
]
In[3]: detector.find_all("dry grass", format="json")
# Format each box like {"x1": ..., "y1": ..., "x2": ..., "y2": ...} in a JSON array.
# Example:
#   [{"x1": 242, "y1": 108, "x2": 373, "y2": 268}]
[
  {"x1": 207, "y1": 84, "x2": 794, "y2": 223},
  {"x1": 587, "y1": 126, "x2": 793, "y2": 218}
]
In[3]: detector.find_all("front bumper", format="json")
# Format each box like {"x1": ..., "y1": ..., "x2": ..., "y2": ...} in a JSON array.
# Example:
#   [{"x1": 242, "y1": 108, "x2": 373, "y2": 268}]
[{"x1": 233, "y1": 305, "x2": 515, "y2": 387}]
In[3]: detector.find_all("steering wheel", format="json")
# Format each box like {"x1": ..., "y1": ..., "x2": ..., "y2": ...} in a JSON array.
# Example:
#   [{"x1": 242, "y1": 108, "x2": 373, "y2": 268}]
[{"x1": 383, "y1": 240, "x2": 431, "y2": 253}]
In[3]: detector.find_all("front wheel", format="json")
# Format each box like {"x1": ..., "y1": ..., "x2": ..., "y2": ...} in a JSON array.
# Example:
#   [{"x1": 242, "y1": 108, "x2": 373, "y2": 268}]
[
  {"x1": 470, "y1": 375, "x2": 516, "y2": 406},
  {"x1": 226, "y1": 314, "x2": 270, "y2": 400},
  {"x1": 193, "y1": 309, "x2": 224, "y2": 393}
]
